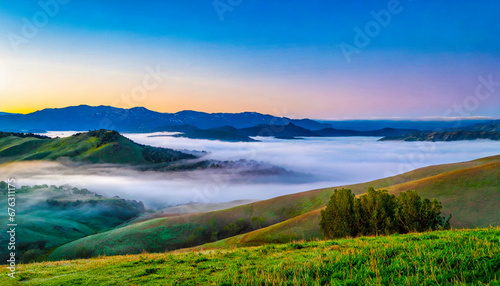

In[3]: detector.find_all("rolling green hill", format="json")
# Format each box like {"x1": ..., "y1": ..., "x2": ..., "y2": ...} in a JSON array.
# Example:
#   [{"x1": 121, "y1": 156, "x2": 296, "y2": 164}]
[
  {"x1": 48, "y1": 155, "x2": 500, "y2": 260},
  {"x1": 0, "y1": 130, "x2": 195, "y2": 165},
  {"x1": 197, "y1": 156, "x2": 499, "y2": 249},
  {"x1": 3, "y1": 228, "x2": 499, "y2": 285},
  {"x1": 0, "y1": 184, "x2": 146, "y2": 263}
]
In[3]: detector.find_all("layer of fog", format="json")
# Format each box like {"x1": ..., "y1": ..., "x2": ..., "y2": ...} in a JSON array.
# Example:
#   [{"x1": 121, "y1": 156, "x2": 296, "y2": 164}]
[{"x1": 6, "y1": 132, "x2": 500, "y2": 209}]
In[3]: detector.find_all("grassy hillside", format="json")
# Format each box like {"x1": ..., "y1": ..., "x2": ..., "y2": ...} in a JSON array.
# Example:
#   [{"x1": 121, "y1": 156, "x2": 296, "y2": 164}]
[
  {"x1": 0, "y1": 130, "x2": 195, "y2": 165},
  {"x1": 3, "y1": 228, "x2": 499, "y2": 285},
  {"x1": 0, "y1": 184, "x2": 146, "y2": 263},
  {"x1": 49, "y1": 155, "x2": 500, "y2": 260},
  {"x1": 385, "y1": 160, "x2": 499, "y2": 228},
  {"x1": 198, "y1": 156, "x2": 499, "y2": 248}
]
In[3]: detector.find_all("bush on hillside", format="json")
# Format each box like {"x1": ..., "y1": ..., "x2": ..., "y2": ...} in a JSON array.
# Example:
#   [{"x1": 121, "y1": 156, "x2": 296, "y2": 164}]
[{"x1": 320, "y1": 188, "x2": 451, "y2": 239}]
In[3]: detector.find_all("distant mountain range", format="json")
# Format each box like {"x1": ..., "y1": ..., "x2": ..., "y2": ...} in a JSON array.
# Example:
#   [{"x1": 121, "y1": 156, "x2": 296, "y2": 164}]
[
  {"x1": 155, "y1": 123, "x2": 421, "y2": 141},
  {"x1": 379, "y1": 120, "x2": 500, "y2": 141},
  {"x1": 318, "y1": 119, "x2": 495, "y2": 131},
  {"x1": 0, "y1": 105, "x2": 330, "y2": 132},
  {"x1": 1, "y1": 106, "x2": 497, "y2": 142}
]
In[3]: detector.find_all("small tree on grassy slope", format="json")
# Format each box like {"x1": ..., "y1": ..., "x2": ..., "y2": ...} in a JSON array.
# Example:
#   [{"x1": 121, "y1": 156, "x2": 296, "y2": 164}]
[
  {"x1": 360, "y1": 187, "x2": 398, "y2": 236},
  {"x1": 320, "y1": 188, "x2": 357, "y2": 239},
  {"x1": 395, "y1": 190, "x2": 451, "y2": 233}
]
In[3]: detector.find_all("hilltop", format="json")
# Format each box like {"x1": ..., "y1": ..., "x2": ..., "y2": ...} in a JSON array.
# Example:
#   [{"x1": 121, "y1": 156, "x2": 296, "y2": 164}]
[
  {"x1": 0, "y1": 129, "x2": 196, "y2": 165},
  {"x1": 48, "y1": 155, "x2": 500, "y2": 260}
]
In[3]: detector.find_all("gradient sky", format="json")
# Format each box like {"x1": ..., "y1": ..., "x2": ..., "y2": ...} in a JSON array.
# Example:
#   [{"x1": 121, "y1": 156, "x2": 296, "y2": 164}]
[{"x1": 0, "y1": 0, "x2": 499, "y2": 119}]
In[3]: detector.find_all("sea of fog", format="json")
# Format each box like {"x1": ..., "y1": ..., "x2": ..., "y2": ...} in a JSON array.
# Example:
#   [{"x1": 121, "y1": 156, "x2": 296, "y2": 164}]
[{"x1": 4, "y1": 132, "x2": 499, "y2": 208}]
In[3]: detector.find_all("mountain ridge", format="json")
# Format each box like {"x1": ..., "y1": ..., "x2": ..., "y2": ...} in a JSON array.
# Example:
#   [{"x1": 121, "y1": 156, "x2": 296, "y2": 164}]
[
  {"x1": 379, "y1": 120, "x2": 500, "y2": 141},
  {"x1": 0, "y1": 105, "x2": 331, "y2": 132}
]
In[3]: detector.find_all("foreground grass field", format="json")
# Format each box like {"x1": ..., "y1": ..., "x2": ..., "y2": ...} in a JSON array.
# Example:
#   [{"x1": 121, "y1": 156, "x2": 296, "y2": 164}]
[{"x1": 3, "y1": 227, "x2": 499, "y2": 285}]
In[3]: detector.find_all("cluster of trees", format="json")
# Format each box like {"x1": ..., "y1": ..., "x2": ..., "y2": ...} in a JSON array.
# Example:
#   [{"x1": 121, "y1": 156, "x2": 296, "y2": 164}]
[
  {"x1": 320, "y1": 188, "x2": 451, "y2": 239},
  {"x1": 0, "y1": 131, "x2": 51, "y2": 139},
  {"x1": 142, "y1": 145, "x2": 195, "y2": 163}
]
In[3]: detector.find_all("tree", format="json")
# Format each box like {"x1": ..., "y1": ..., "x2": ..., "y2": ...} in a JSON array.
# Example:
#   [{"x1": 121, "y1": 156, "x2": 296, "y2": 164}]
[
  {"x1": 250, "y1": 216, "x2": 266, "y2": 229},
  {"x1": 320, "y1": 187, "x2": 451, "y2": 239},
  {"x1": 320, "y1": 188, "x2": 358, "y2": 239},
  {"x1": 395, "y1": 190, "x2": 451, "y2": 233},
  {"x1": 360, "y1": 188, "x2": 397, "y2": 235}
]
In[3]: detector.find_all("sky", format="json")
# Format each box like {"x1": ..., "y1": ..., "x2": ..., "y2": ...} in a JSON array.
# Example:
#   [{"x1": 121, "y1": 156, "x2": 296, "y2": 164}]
[{"x1": 0, "y1": 0, "x2": 499, "y2": 119}]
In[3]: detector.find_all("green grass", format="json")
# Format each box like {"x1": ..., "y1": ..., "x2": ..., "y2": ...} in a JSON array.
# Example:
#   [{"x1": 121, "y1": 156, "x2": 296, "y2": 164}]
[
  {"x1": 49, "y1": 155, "x2": 500, "y2": 260},
  {"x1": 3, "y1": 227, "x2": 499, "y2": 285},
  {"x1": 0, "y1": 184, "x2": 146, "y2": 263},
  {"x1": 386, "y1": 160, "x2": 500, "y2": 228},
  {"x1": 0, "y1": 130, "x2": 195, "y2": 165},
  {"x1": 198, "y1": 157, "x2": 499, "y2": 249}
]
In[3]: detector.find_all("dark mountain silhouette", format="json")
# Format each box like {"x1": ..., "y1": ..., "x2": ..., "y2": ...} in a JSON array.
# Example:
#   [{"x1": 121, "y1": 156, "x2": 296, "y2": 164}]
[
  {"x1": 154, "y1": 124, "x2": 420, "y2": 141},
  {"x1": 153, "y1": 125, "x2": 257, "y2": 142},
  {"x1": 0, "y1": 105, "x2": 331, "y2": 132},
  {"x1": 379, "y1": 120, "x2": 500, "y2": 141},
  {"x1": 236, "y1": 123, "x2": 320, "y2": 138},
  {"x1": 316, "y1": 127, "x2": 420, "y2": 137}
]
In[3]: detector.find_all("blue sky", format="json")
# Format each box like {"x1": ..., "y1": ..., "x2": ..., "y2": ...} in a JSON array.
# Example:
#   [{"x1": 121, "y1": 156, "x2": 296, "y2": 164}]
[{"x1": 0, "y1": 0, "x2": 499, "y2": 118}]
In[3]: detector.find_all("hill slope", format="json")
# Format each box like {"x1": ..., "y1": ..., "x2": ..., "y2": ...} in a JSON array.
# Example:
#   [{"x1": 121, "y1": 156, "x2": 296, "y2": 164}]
[
  {"x1": 200, "y1": 157, "x2": 499, "y2": 248},
  {"x1": 48, "y1": 155, "x2": 500, "y2": 260},
  {"x1": 0, "y1": 130, "x2": 196, "y2": 165},
  {"x1": 0, "y1": 183, "x2": 145, "y2": 263}
]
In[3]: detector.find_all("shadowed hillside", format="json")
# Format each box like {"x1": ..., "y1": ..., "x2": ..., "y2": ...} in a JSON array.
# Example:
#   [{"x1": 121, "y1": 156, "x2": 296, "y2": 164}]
[{"x1": 0, "y1": 184, "x2": 146, "y2": 263}]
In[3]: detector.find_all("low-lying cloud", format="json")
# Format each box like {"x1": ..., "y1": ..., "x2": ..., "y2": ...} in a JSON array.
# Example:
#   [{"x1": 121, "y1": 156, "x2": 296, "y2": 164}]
[{"x1": 3, "y1": 133, "x2": 499, "y2": 208}]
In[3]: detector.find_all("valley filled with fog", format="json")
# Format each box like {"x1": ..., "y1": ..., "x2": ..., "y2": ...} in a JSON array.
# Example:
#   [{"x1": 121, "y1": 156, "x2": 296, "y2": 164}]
[{"x1": 3, "y1": 132, "x2": 499, "y2": 209}]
